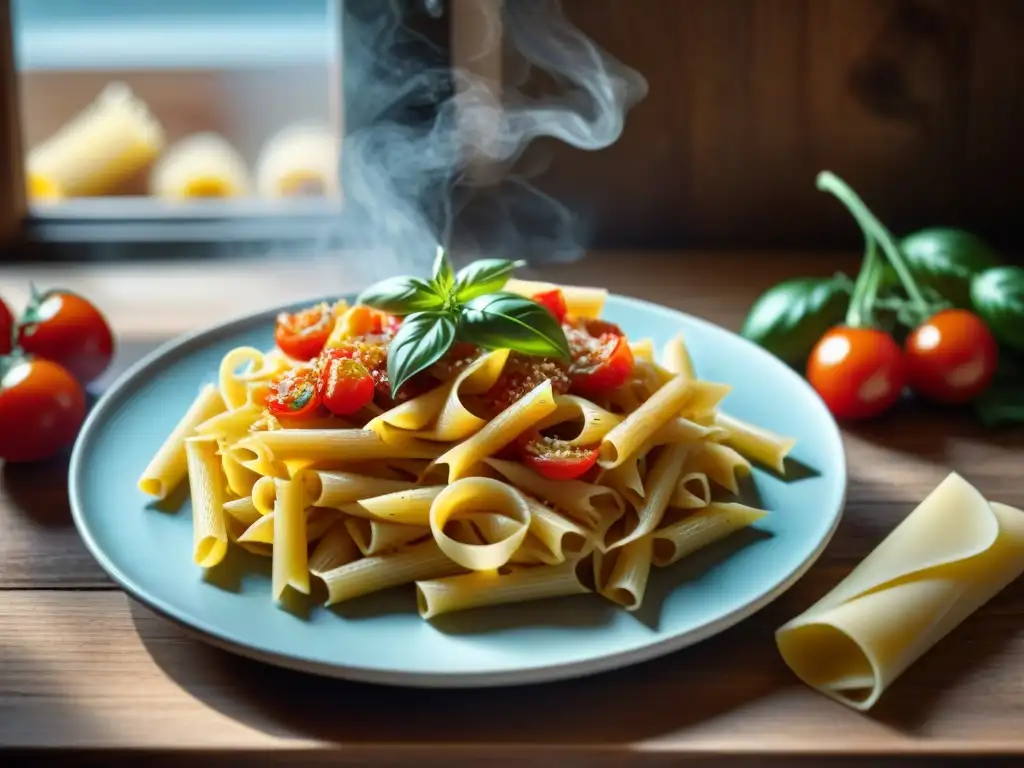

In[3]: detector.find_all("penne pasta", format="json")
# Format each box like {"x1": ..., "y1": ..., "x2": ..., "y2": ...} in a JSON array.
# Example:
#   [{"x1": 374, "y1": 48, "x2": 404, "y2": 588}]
[
  {"x1": 714, "y1": 412, "x2": 796, "y2": 474},
  {"x1": 416, "y1": 559, "x2": 591, "y2": 619},
  {"x1": 599, "y1": 376, "x2": 691, "y2": 468},
  {"x1": 651, "y1": 502, "x2": 767, "y2": 567},
  {"x1": 594, "y1": 535, "x2": 654, "y2": 611},
  {"x1": 345, "y1": 518, "x2": 431, "y2": 556},
  {"x1": 141, "y1": 266, "x2": 797, "y2": 621},
  {"x1": 320, "y1": 539, "x2": 464, "y2": 606},
  {"x1": 271, "y1": 478, "x2": 310, "y2": 600},
  {"x1": 139, "y1": 384, "x2": 226, "y2": 499},
  {"x1": 184, "y1": 436, "x2": 229, "y2": 568},
  {"x1": 436, "y1": 380, "x2": 558, "y2": 481},
  {"x1": 485, "y1": 458, "x2": 625, "y2": 531}
]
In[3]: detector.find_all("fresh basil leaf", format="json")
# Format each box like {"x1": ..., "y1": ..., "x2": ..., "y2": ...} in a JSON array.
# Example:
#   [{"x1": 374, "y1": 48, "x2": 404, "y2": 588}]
[
  {"x1": 454, "y1": 259, "x2": 526, "y2": 302},
  {"x1": 432, "y1": 248, "x2": 455, "y2": 296},
  {"x1": 357, "y1": 276, "x2": 444, "y2": 315},
  {"x1": 890, "y1": 228, "x2": 1002, "y2": 308},
  {"x1": 387, "y1": 311, "x2": 456, "y2": 396},
  {"x1": 971, "y1": 266, "x2": 1024, "y2": 353},
  {"x1": 458, "y1": 292, "x2": 570, "y2": 360},
  {"x1": 740, "y1": 275, "x2": 852, "y2": 366}
]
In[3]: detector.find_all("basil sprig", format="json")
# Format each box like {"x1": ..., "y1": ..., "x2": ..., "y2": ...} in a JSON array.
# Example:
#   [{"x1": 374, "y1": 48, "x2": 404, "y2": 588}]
[{"x1": 357, "y1": 248, "x2": 571, "y2": 395}]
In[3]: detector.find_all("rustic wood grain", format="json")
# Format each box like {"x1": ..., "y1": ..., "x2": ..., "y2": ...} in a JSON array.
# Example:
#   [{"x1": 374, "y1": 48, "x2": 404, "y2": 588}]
[
  {"x1": 0, "y1": 251, "x2": 1022, "y2": 759},
  {"x1": 519, "y1": 0, "x2": 1024, "y2": 250}
]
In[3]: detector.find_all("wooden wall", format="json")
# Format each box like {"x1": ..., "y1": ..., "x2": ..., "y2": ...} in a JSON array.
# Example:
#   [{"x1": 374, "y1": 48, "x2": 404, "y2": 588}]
[{"x1": 520, "y1": 0, "x2": 1024, "y2": 249}]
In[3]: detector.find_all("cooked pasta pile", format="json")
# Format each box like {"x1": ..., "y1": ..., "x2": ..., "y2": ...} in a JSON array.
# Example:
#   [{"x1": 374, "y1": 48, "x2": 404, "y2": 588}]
[{"x1": 138, "y1": 282, "x2": 796, "y2": 620}]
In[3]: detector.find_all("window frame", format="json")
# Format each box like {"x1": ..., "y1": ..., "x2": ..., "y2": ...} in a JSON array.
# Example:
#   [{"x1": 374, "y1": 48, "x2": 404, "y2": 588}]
[{"x1": 0, "y1": 0, "x2": 503, "y2": 263}]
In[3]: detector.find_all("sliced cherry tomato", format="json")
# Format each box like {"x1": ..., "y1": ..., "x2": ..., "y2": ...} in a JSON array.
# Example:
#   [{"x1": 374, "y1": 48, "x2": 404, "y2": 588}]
[
  {"x1": 16, "y1": 289, "x2": 114, "y2": 384},
  {"x1": 904, "y1": 309, "x2": 999, "y2": 404},
  {"x1": 0, "y1": 297, "x2": 12, "y2": 355},
  {"x1": 266, "y1": 367, "x2": 322, "y2": 418},
  {"x1": 518, "y1": 430, "x2": 599, "y2": 481},
  {"x1": 0, "y1": 355, "x2": 86, "y2": 463},
  {"x1": 319, "y1": 353, "x2": 375, "y2": 415},
  {"x1": 807, "y1": 327, "x2": 907, "y2": 420},
  {"x1": 274, "y1": 303, "x2": 335, "y2": 361},
  {"x1": 566, "y1": 319, "x2": 635, "y2": 397},
  {"x1": 533, "y1": 289, "x2": 568, "y2": 323}
]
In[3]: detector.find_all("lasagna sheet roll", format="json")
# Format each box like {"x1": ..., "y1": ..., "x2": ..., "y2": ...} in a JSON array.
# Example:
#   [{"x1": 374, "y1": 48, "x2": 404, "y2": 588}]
[
  {"x1": 430, "y1": 478, "x2": 531, "y2": 571},
  {"x1": 138, "y1": 384, "x2": 226, "y2": 499},
  {"x1": 776, "y1": 473, "x2": 1024, "y2": 711}
]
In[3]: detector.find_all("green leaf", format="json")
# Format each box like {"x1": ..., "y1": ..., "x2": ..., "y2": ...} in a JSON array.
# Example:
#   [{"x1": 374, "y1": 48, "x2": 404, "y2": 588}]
[
  {"x1": 891, "y1": 228, "x2": 1002, "y2": 308},
  {"x1": 971, "y1": 266, "x2": 1024, "y2": 353},
  {"x1": 739, "y1": 275, "x2": 853, "y2": 366},
  {"x1": 387, "y1": 311, "x2": 457, "y2": 396},
  {"x1": 458, "y1": 292, "x2": 571, "y2": 360},
  {"x1": 432, "y1": 248, "x2": 455, "y2": 296},
  {"x1": 357, "y1": 276, "x2": 444, "y2": 315},
  {"x1": 454, "y1": 259, "x2": 525, "y2": 302}
]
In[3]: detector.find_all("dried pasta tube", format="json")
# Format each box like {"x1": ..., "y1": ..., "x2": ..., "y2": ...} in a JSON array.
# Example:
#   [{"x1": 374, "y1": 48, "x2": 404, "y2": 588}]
[
  {"x1": 255, "y1": 122, "x2": 339, "y2": 198},
  {"x1": 27, "y1": 82, "x2": 165, "y2": 201},
  {"x1": 150, "y1": 132, "x2": 251, "y2": 199}
]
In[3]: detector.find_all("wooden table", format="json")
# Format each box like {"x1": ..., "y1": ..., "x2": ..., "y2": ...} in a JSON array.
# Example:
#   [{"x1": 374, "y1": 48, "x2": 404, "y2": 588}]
[{"x1": 1, "y1": 251, "x2": 1022, "y2": 766}]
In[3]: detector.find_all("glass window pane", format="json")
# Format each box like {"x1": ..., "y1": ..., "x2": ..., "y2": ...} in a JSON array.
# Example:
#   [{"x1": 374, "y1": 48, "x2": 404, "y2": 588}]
[{"x1": 13, "y1": 0, "x2": 341, "y2": 216}]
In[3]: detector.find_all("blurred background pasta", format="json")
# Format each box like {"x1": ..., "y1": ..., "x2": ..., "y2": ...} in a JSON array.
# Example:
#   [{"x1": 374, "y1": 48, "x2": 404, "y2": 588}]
[
  {"x1": 149, "y1": 132, "x2": 251, "y2": 200},
  {"x1": 255, "y1": 122, "x2": 339, "y2": 199}
]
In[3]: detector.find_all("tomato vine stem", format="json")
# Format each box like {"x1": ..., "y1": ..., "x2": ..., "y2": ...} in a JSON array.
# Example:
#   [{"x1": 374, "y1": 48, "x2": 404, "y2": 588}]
[{"x1": 817, "y1": 171, "x2": 932, "y2": 324}]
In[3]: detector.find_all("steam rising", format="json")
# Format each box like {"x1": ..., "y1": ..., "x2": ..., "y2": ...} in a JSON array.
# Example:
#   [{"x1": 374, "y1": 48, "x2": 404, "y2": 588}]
[{"x1": 339, "y1": 0, "x2": 647, "y2": 277}]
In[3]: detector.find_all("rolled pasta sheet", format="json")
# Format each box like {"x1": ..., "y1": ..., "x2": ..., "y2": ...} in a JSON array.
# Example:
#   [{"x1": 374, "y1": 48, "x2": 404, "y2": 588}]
[
  {"x1": 605, "y1": 443, "x2": 688, "y2": 551},
  {"x1": 652, "y1": 502, "x2": 767, "y2": 567},
  {"x1": 320, "y1": 539, "x2": 464, "y2": 606},
  {"x1": 594, "y1": 535, "x2": 654, "y2": 611},
  {"x1": 532, "y1": 395, "x2": 622, "y2": 447},
  {"x1": 669, "y1": 471, "x2": 712, "y2": 509},
  {"x1": 27, "y1": 82, "x2": 165, "y2": 201},
  {"x1": 436, "y1": 380, "x2": 557, "y2": 481},
  {"x1": 255, "y1": 122, "x2": 339, "y2": 199},
  {"x1": 367, "y1": 383, "x2": 452, "y2": 434},
  {"x1": 524, "y1": 497, "x2": 593, "y2": 562},
  {"x1": 311, "y1": 470, "x2": 418, "y2": 509},
  {"x1": 690, "y1": 442, "x2": 752, "y2": 495},
  {"x1": 714, "y1": 412, "x2": 796, "y2": 475},
  {"x1": 661, "y1": 333, "x2": 696, "y2": 382},
  {"x1": 184, "y1": 436, "x2": 229, "y2": 568},
  {"x1": 485, "y1": 458, "x2": 625, "y2": 531},
  {"x1": 150, "y1": 132, "x2": 251, "y2": 199},
  {"x1": 271, "y1": 478, "x2": 310, "y2": 600},
  {"x1": 598, "y1": 376, "x2": 691, "y2": 468},
  {"x1": 251, "y1": 475, "x2": 278, "y2": 516},
  {"x1": 308, "y1": 522, "x2": 360, "y2": 577},
  {"x1": 601, "y1": 457, "x2": 646, "y2": 503},
  {"x1": 218, "y1": 347, "x2": 273, "y2": 410},
  {"x1": 430, "y1": 478, "x2": 531, "y2": 571},
  {"x1": 138, "y1": 384, "x2": 226, "y2": 499},
  {"x1": 775, "y1": 473, "x2": 1024, "y2": 711},
  {"x1": 503, "y1": 278, "x2": 607, "y2": 318},
  {"x1": 345, "y1": 518, "x2": 431, "y2": 556},
  {"x1": 340, "y1": 486, "x2": 444, "y2": 525},
  {"x1": 416, "y1": 559, "x2": 591, "y2": 620},
  {"x1": 420, "y1": 349, "x2": 510, "y2": 441}
]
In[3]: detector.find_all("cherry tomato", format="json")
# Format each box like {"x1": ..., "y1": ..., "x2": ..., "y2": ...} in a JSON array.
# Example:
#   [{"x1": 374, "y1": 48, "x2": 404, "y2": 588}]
[
  {"x1": 318, "y1": 352, "x2": 375, "y2": 416},
  {"x1": 0, "y1": 297, "x2": 12, "y2": 355},
  {"x1": 0, "y1": 356, "x2": 86, "y2": 463},
  {"x1": 17, "y1": 290, "x2": 114, "y2": 384},
  {"x1": 265, "y1": 368, "x2": 322, "y2": 418},
  {"x1": 342, "y1": 305, "x2": 390, "y2": 338},
  {"x1": 518, "y1": 430, "x2": 599, "y2": 481},
  {"x1": 904, "y1": 309, "x2": 999, "y2": 404},
  {"x1": 274, "y1": 303, "x2": 335, "y2": 361},
  {"x1": 566, "y1": 318, "x2": 635, "y2": 397},
  {"x1": 533, "y1": 289, "x2": 568, "y2": 323},
  {"x1": 807, "y1": 327, "x2": 907, "y2": 420}
]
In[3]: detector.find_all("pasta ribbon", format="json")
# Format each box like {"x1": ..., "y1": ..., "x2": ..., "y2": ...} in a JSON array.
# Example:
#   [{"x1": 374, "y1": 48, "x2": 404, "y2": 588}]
[{"x1": 429, "y1": 478, "x2": 532, "y2": 571}]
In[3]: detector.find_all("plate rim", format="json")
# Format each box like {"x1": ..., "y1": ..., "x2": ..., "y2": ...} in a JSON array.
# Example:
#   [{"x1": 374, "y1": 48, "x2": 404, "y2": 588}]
[{"x1": 68, "y1": 291, "x2": 848, "y2": 688}]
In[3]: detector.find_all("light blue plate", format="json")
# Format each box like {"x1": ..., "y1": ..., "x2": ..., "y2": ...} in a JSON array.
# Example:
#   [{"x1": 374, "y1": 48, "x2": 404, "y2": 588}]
[{"x1": 69, "y1": 294, "x2": 846, "y2": 687}]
